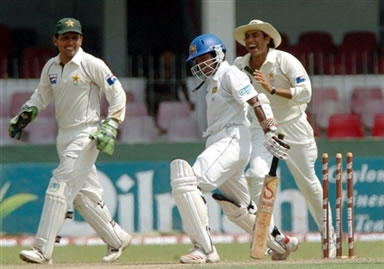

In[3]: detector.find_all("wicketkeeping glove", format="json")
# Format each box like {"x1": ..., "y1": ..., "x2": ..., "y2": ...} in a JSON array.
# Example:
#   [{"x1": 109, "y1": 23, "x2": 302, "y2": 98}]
[
  {"x1": 8, "y1": 106, "x2": 38, "y2": 140},
  {"x1": 89, "y1": 118, "x2": 119, "y2": 156},
  {"x1": 264, "y1": 131, "x2": 290, "y2": 160}
]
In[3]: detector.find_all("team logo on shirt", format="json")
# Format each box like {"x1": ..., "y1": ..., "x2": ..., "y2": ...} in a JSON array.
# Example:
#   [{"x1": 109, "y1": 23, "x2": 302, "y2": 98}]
[
  {"x1": 296, "y1": 75, "x2": 306, "y2": 84},
  {"x1": 239, "y1": 84, "x2": 252, "y2": 96},
  {"x1": 212, "y1": 87, "x2": 217, "y2": 94},
  {"x1": 106, "y1": 73, "x2": 117, "y2": 85},
  {"x1": 49, "y1": 74, "x2": 57, "y2": 84},
  {"x1": 72, "y1": 74, "x2": 80, "y2": 85},
  {"x1": 268, "y1": 72, "x2": 274, "y2": 79}
]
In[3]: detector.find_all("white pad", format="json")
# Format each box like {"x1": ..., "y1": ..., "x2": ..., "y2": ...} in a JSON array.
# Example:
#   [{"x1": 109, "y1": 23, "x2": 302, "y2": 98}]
[
  {"x1": 213, "y1": 193, "x2": 286, "y2": 255},
  {"x1": 34, "y1": 180, "x2": 68, "y2": 259},
  {"x1": 170, "y1": 159, "x2": 213, "y2": 254},
  {"x1": 73, "y1": 192, "x2": 127, "y2": 249}
]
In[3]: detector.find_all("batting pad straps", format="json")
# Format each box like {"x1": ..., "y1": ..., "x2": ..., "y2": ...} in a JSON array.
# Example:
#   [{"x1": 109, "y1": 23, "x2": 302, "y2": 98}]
[
  {"x1": 212, "y1": 193, "x2": 286, "y2": 254},
  {"x1": 170, "y1": 159, "x2": 214, "y2": 254},
  {"x1": 212, "y1": 193, "x2": 255, "y2": 234},
  {"x1": 34, "y1": 180, "x2": 68, "y2": 260},
  {"x1": 73, "y1": 192, "x2": 128, "y2": 249}
]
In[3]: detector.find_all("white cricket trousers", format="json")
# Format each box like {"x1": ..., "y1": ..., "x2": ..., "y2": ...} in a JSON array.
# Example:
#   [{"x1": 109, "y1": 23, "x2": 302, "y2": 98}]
[
  {"x1": 246, "y1": 114, "x2": 326, "y2": 231},
  {"x1": 54, "y1": 123, "x2": 103, "y2": 203},
  {"x1": 193, "y1": 125, "x2": 252, "y2": 206},
  {"x1": 33, "y1": 123, "x2": 105, "y2": 258}
]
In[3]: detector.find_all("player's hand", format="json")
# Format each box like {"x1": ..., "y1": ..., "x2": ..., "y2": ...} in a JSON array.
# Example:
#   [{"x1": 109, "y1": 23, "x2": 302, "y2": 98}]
[
  {"x1": 89, "y1": 118, "x2": 118, "y2": 156},
  {"x1": 253, "y1": 69, "x2": 272, "y2": 92},
  {"x1": 8, "y1": 106, "x2": 38, "y2": 140},
  {"x1": 264, "y1": 131, "x2": 290, "y2": 160}
]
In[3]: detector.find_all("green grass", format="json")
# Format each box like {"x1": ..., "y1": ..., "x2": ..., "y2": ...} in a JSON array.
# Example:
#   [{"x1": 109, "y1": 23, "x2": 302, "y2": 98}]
[{"x1": 1, "y1": 241, "x2": 384, "y2": 268}]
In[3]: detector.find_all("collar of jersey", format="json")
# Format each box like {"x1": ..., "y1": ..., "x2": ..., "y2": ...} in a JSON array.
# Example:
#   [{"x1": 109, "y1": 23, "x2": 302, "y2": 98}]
[
  {"x1": 55, "y1": 47, "x2": 84, "y2": 66},
  {"x1": 239, "y1": 48, "x2": 276, "y2": 70},
  {"x1": 211, "y1": 60, "x2": 229, "y2": 81}
]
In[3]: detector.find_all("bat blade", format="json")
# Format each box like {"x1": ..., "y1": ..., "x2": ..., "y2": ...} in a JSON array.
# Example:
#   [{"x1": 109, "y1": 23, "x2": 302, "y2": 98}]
[
  {"x1": 250, "y1": 134, "x2": 283, "y2": 259},
  {"x1": 250, "y1": 174, "x2": 280, "y2": 259}
]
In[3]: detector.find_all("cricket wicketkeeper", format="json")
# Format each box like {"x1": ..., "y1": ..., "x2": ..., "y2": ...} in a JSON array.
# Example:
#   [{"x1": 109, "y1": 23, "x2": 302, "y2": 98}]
[{"x1": 10, "y1": 17, "x2": 131, "y2": 264}]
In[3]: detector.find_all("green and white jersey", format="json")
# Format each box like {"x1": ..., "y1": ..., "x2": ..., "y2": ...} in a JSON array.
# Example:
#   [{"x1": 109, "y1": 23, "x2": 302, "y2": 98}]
[
  {"x1": 26, "y1": 47, "x2": 126, "y2": 128},
  {"x1": 234, "y1": 49, "x2": 312, "y2": 124}
]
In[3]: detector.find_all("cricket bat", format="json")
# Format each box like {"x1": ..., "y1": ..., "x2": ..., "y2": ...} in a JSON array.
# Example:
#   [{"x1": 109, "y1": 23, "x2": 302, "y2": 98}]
[{"x1": 250, "y1": 134, "x2": 284, "y2": 259}]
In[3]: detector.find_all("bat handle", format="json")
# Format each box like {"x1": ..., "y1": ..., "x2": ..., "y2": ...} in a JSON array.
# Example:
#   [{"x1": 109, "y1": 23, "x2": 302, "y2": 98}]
[{"x1": 268, "y1": 133, "x2": 284, "y2": 177}]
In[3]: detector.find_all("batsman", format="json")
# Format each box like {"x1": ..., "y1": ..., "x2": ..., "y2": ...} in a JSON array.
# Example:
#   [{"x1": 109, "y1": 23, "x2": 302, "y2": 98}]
[
  {"x1": 170, "y1": 33, "x2": 291, "y2": 264},
  {"x1": 9, "y1": 18, "x2": 131, "y2": 264}
]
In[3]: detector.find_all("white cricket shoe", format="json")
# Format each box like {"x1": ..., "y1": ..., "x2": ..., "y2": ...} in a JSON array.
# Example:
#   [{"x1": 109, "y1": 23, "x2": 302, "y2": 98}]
[
  {"x1": 271, "y1": 235, "x2": 299, "y2": 260},
  {"x1": 19, "y1": 248, "x2": 52, "y2": 264},
  {"x1": 322, "y1": 227, "x2": 336, "y2": 258},
  {"x1": 179, "y1": 245, "x2": 220, "y2": 264},
  {"x1": 328, "y1": 228, "x2": 337, "y2": 258},
  {"x1": 267, "y1": 233, "x2": 287, "y2": 255},
  {"x1": 102, "y1": 233, "x2": 132, "y2": 263}
]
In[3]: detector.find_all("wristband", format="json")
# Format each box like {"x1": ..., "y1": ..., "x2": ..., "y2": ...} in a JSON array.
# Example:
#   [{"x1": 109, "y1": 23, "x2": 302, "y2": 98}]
[{"x1": 271, "y1": 87, "x2": 276, "y2": 95}]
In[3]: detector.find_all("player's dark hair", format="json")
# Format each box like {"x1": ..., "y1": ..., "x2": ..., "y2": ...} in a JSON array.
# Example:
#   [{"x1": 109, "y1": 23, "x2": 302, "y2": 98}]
[{"x1": 262, "y1": 32, "x2": 276, "y2": 48}]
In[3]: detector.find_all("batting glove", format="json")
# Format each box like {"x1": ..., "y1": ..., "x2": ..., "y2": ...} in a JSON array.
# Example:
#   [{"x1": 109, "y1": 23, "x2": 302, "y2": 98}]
[
  {"x1": 264, "y1": 131, "x2": 290, "y2": 160},
  {"x1": 89, "y1": 118, "x2": 118, "y2": 156},
  {"x1": 8, "y1": 106, "x2": 38, "y2": 140}
]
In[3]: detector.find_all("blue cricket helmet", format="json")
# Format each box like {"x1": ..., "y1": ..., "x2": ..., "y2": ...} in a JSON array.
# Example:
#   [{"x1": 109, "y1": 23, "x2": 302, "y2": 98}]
[{"x1": 186, "y1": 34, "x2": 227, "y2": 62}]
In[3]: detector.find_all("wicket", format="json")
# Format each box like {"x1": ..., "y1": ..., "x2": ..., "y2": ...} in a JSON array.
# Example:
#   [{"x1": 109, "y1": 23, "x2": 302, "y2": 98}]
[{"x1": 322, "y1": 152, "x2": 354, "y2": 259}]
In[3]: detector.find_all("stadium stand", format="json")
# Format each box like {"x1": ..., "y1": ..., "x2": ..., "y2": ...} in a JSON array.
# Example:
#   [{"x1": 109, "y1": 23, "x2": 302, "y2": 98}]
[
  {"x1": 295, "y1": 31, "x2": 335, "y2": 74},
  {"x1": 119, "y1": 115, "x2": 158, "y2": 143},
  {"x1": 0, "y1": 24, "x2": 12, "y2": 58},
  {"x1": 0, "y1": 50, "x2": 9, "y2": 78},
  {"x1": 350, "y1": 87, "x2": 383, "y2": 115},
  {"x1": 125, "y1": 102, "x2": 148, "y2": 117},
  {"x1": 371, "y1": 113, "x2": 384, "y2": 137},
  {"x1": 278, "y1": 32, "x2": 294, "y2": 54},
  {"x1": 167, "y1": 116, "x2": 200, "y2": 141},
  {"x1": 156, "y1": 101, "x2": 192, "y2": 130},
  {"x1": 24, "y1": 117, "x2": 57, "y2": 144},
  {"x1": 327, "y1": 114, "x2": 364, "y2": 139},
  {"x1": 19, "y1": 46, "x2": 56, "y2": 78},
  {"x1": 325, "y1": 31, "x2": 378, "y2": 74},
  {"x1": 361, "y1": 99, "x2": 384, "y2": 129}
]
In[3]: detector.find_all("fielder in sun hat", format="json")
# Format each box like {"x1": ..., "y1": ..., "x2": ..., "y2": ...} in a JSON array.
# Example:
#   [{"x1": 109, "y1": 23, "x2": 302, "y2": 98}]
[
  {"x1": 233, "y1": 19, "x2": 281, "y2": 48},
  {"x1": 54, "y1": 18, "x2": 82, "y2": 35}
]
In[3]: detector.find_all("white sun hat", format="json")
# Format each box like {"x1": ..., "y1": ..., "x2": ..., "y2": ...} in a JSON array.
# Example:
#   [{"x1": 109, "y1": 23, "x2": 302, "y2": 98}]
[{"x1": 233, "y1": 19, "x2": 282, "y2": 48}]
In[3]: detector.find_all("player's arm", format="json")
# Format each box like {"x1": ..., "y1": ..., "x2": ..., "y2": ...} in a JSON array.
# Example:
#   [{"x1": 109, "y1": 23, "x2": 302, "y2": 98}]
[
  {"x1": 9, "y1": 65, "x2": 53, "y2": 140},
  {"x1": 91, "y1": 59, "x2": 126, "y2": 123},
  {"x1": 247, "y1": 94, "x2": 289, "y2": 160},
  {"x1": 252, "y1": 69, "x2": 292, "y2": 99},
  {"x1": 228, "y1": 67, "x2": 289, "y2": 159},
  {"x1": 275, "y1": 54, "x2": 312, "y2": 104},
  {"x1": 88, "y1": 59, "x2": 126, "y2": 156}
]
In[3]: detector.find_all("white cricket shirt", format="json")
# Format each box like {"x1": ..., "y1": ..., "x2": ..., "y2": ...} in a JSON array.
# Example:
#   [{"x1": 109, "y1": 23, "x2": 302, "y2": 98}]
[
  {"x1": 204, "y1": 61, "x2": 257, "y2": 136},
  {"x1": 26, "y1": 47, "x2": 126, "y2": 128},
  {"x1": 234, "y1": 49, "x2": 312, "y2": 124}
]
